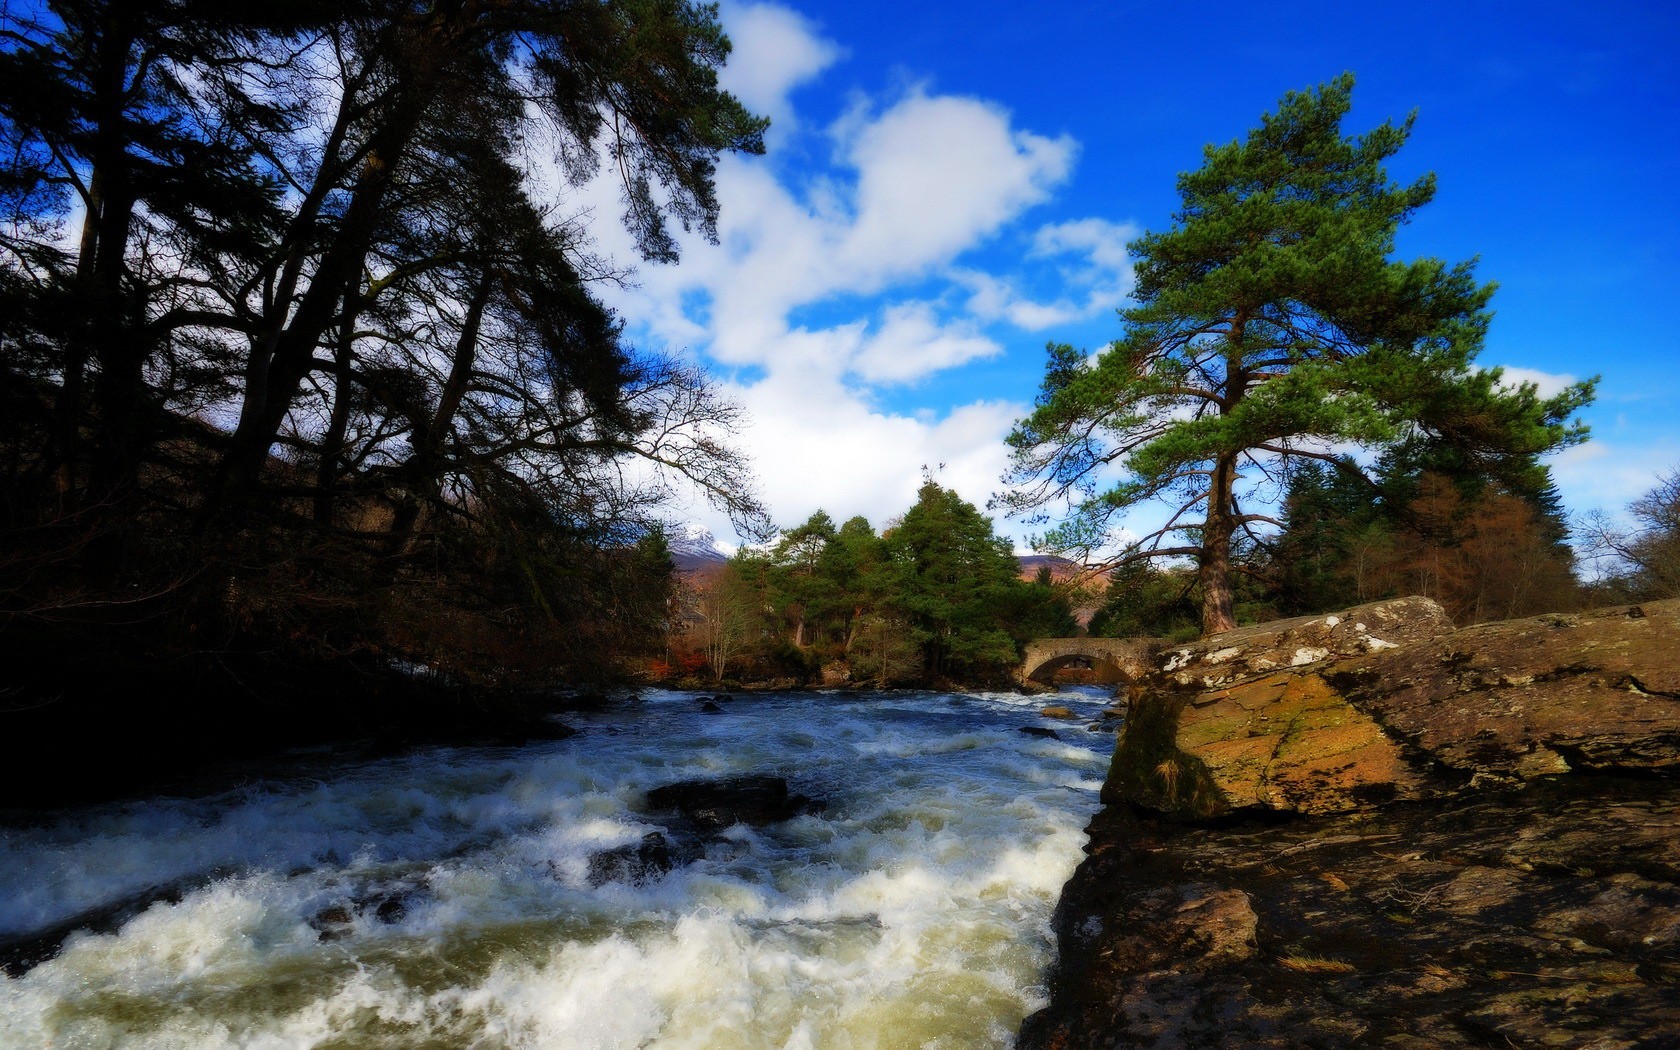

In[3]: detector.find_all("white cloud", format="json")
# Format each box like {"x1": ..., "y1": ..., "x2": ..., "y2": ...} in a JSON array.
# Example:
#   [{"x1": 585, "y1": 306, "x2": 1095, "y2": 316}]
[
  {"x1": 717, "y1": 3, "x2": 843, "y2": 144},
  {"x1": 1032, "y1": 217, "x2": 1134, "y2": 270},
  {"x1": 1491, "y1": 365, "x2": 1579, "y2": 399},
  {"x1": 1551, "y1": 438, "x2": 1680, "y2": 516},
  {"x1": 836, "y1": 92, "x2": 1076, "y2": 282},
  {"x1": 721, "y1": 367, "x2": 1027, "y2": 534},
  {"x1": 550, "y1": 6, "x2": 1111, "y2": 544},
  {"x1": 958, "y1": 217, "x2": 1138, "y2": 331},
  {"x1": 851, "y1": 302, "x2": 1001, "y2": 384}
]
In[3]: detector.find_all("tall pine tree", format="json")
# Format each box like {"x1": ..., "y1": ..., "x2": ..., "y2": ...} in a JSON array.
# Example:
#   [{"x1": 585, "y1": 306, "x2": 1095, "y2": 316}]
[{"x1": 1001, "y1": 74, "x2": 1593, "y2": 635}]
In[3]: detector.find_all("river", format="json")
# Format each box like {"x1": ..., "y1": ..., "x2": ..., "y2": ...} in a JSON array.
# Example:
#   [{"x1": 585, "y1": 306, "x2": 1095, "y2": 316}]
[{"x1": 0, "y1": 687, "x2": 1116, "y2": 1048}]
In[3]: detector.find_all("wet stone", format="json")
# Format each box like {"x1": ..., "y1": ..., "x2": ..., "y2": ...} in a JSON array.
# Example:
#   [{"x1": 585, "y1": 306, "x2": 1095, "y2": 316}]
[
  {"x1": 643, "y1": 774, "x2": 825, "y2": 833},
  {"x1": 586, "y1": 832, "x2": 702, "y2": 887}
]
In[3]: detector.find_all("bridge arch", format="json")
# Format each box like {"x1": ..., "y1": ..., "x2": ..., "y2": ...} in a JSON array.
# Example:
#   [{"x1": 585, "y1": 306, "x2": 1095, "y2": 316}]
[{"x1": 1018, "y1": 637, "x2": 1159, "y2": 688}]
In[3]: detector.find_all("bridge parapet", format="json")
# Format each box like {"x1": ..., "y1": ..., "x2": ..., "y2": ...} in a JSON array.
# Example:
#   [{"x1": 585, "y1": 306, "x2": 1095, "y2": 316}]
[{"x1": 1019, "y1": 637, "x2": 1161, "y2": 687}]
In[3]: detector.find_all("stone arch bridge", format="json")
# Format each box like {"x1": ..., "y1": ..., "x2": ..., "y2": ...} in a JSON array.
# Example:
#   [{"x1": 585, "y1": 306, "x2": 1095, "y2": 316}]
[{"x1": 1018, "y1": 637, "x2": 1160, "y2": 687}]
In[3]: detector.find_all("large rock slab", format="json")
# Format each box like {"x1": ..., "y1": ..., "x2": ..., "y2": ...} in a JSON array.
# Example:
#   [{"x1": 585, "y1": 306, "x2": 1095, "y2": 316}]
[
  {"x1": 1173, "y1": 670, "x2": 1435, "y2": 814},
  {"x1": 1110, "y1": 599, "x2": 1680, "y2": 819},
  {"x1": 1031, "y1": 598, "x2": 1680, "y2": 1048},
  {"x1": 1154, "y1": 596, "x2": 1452, "y2": 692},
  {"x1": 1326, "y1": 600, "x2": 1680, "y2": 783},
  {"x1": 642, "y1": 775, "x2": 825, "y2": 832},
  {"x1": 1023, "y1": 777, "x2": 1680, "y2": 1049}
]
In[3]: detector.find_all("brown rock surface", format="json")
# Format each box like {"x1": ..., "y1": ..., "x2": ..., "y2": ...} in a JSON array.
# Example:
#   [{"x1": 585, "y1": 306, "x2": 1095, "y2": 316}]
[
  {"x1": 1176, "y1": 671, "x2": 1434, "y2": 814},
  {"x1": 1326, "y1": 600, "x2": 1680, "y2": 782},
  {"x1": 1023, "y1": 778, "x2": 1680, "y2": 1048},
  {"x1": 1028, "y1": 598, "x2": 1680, "y2": 1047},
  {"x1": 1114, "y1": 599, "x2": 1680, "y2": 820},
  {"x1": 1154, "y1": 596, "x2": 1453, "y2": 692}
]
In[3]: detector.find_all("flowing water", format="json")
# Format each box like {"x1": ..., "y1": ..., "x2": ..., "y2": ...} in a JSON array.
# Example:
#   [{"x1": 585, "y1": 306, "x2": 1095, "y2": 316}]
[{"x1": 0, "y1": 688, "x2": 1116, "y2": 1048}]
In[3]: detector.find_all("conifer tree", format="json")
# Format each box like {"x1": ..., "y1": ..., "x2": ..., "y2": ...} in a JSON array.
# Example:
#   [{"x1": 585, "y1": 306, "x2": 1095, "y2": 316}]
[{"x1": 1000, "y1": 74, "x2": 1593, "y2": 635}]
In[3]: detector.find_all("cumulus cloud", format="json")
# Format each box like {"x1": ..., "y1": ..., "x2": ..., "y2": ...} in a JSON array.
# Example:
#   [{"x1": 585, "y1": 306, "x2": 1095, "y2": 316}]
[
  {"x1": 725, "y1": 366, "x2": 1028, "y2": 533},
  {"x1": 557, "y1": 4, "x2": 1114, "y2": 543},
  {"x1": 716, "y1": 2, "x2": 844, "y2": 143},
  {"x1": 836, "y1": 92, "x2": 1076, "y2": 282},
  {"x1": 1550, "y1": 439, "x2": 1680, "y2": 517},
  {"x1": 850, "y1": 303, "x2": 1002, "y2": 384},
  {"x1": 957, "y1": 217, "x2": 1138, "y2": 330},
  {"x1": 1493, "y1": 365, "x2": 1581, "y2": 400}
]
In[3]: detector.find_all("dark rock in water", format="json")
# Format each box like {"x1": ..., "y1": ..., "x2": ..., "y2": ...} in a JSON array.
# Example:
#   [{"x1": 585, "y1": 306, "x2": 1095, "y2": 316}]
[
  {"x1": 308, "y1": 883, "x2": 426, "y2": 941},
  {"x1": 643, "y1": 775, "x2": 825, "y2": 832},
  {"x1": 699, "y1": 701, "x2": 724, "y2": 714},
  {"x1": 1019, "y1": 726, "x2": 1060, "y2": 740},
  {"x1": 310, "y1": 904, "x2": 354, "y2": 942},
  {"x1": 0, "y1": 868, "x2": 232, "y2": 976},
  {"x1": 1088, "y1": 708, "x2": 1126, "y2": 734},
  {"x1": 372, "y1": 893, "x2": 408, "y2": 924},
  {"x1": 586, "y1": 832, "x2": 704, "y2": 886}
]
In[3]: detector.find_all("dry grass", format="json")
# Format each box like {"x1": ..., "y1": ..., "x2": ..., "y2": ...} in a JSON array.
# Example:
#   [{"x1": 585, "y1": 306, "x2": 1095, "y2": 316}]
[{"x1": 1278, "y1": 953, "x2": 1357, "y2": 974}]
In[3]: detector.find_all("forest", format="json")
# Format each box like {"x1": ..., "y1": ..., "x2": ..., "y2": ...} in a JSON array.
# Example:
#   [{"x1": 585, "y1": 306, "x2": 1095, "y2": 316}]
[
  {"x1": 0, "y1": 1, "x2": 772, "y2": 799},
  {"x1": 658, "y1": 479, "x2": 1077, "y2": 689}
]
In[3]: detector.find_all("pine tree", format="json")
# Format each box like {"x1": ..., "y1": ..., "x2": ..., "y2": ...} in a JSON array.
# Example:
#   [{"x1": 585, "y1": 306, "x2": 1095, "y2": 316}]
[
  {"x1": 883, "y1": 480, "x2": 1022, "y2": 679},
  {"x1": 1001, "y1": 74, "x2": 1594, "y2": 635}
]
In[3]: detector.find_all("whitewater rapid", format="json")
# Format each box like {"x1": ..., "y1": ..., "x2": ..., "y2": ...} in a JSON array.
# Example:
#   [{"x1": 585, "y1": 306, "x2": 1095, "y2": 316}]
[{"x1": 0, "y1": 688, "x2": 1115, "y2": 1048}]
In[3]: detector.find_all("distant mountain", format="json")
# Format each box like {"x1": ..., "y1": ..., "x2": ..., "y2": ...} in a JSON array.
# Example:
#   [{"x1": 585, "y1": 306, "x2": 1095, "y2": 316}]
[
  {"x1": 1016, "y1": 553, "x2": 1085, "y2": 581},
  {"x1": 669, "y1": 526, "x2": 731, "y2": 572}
]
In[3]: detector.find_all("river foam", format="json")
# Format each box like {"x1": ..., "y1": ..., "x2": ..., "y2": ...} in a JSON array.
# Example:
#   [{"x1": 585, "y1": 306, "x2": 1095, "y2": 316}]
[{"x1": 1, "y1": 688, "x2": 1114, "y2": 1048}]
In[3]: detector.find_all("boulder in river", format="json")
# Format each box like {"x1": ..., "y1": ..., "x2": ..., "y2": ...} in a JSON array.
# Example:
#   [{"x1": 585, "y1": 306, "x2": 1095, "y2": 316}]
[
  {"x1": 643, "y1": 775, "x2": 825, "y2": 832},
  {"x1": 1019, "y1": 726, "x2": 1060, "y2": 740},
  {"x1": 586, "y1": 832, "x2": 703, "y2": 887}
]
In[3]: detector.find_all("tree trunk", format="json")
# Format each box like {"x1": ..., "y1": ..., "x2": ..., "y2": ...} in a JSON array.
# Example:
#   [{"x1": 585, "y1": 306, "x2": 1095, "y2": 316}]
[
  {"x1": 382, "y1": 274, "x2": 491, "y2": 564},
  {"x1": 313, "y1": 276, "x2": 366, "y2": 527},
  {"x1": 1199, "y1": 453, "x2": 1239, "y2": 636},
  {"x1": 205, "y1": 29, "x2": 445, "y2": 531}
]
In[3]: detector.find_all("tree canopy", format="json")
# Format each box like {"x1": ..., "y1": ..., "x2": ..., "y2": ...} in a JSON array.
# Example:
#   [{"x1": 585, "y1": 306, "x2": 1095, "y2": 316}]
[
  {"x1": 999, "y1": 73, "x2": 1594, "y2": 635},
  {"x1": 667, "y1": 482, "x2": 1077, "y2": 687},
  {"x1": 0, "y1": 0, "x2": 768, "y2": 690}
]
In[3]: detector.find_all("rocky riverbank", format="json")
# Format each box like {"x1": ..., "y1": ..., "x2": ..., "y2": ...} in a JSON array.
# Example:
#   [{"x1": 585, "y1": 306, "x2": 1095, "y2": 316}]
[{"x1": 1023, "y1": 598, "x2": 1680, "y2": 1048}]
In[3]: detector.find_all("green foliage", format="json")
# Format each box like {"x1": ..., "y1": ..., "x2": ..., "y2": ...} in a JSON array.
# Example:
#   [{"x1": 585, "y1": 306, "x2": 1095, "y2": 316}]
[
  {"x1": 682, "y1": 484, "x2": 1080, "y2": 685},
  {"x1": 1267, "y1": 455, "x2": 1584, "y2": 623},
  {"x1": 1270, "y1": 463, "x2": 1385, "y2": 614},
  {"x1": 1088, "y1": 564, "x2": 1201, "y2": 641},
  {"x1": 1001, "y1": 73, "x2": 1594, "y2": 635},
  {"x1": 882, "y1": 480, "x2": 1027, "y2": 679}
]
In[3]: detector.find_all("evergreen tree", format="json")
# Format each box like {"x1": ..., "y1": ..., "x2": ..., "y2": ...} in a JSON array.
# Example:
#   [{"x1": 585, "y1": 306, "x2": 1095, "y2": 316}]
[
  {"x1": 882, "y1": 480, "x2": 1022, "y2": 679},
  {"x1": 1271, "y1": 463, "x2": 1382, "y2": 614},
  {"x1": 1000, "y1": 74, "x2": 1594, "y2": 636},
  {"x1": 767, "y1": 510, "x2": 840, "y2": 648}
]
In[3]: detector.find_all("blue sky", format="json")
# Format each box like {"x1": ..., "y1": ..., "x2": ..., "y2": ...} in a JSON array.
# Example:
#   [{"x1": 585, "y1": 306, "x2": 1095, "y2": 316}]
[{"x1": 574, "y1": 0, "x2": 1680, "y2": 549}]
